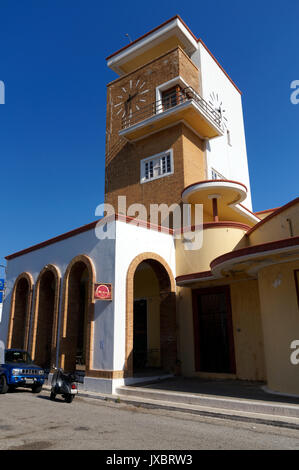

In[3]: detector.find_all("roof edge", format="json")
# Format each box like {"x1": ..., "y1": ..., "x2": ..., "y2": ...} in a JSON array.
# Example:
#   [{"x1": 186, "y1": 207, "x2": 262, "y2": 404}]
[
  {"x1": 105, "y1": 15, "x2": 197, "y2": 62},
  {"x1": 247, "y1": 197, "x2": 299, "y2": 236}
]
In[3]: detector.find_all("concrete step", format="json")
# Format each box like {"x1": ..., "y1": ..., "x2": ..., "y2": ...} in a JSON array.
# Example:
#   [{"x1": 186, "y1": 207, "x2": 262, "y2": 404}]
[{"x1": 115, "y1": 386, "x2": 299, "y2": 419}]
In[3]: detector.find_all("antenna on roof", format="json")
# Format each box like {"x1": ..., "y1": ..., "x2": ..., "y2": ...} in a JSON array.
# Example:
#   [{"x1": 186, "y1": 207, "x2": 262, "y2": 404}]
[{"x1": 125, "y1": 33, "x2": 132, "y2": 43}]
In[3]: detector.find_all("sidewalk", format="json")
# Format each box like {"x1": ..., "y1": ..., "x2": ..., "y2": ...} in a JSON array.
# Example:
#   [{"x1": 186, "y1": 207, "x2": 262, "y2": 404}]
[{"x1": 44, "y1": 376, "x2": 299, "y2": 430}]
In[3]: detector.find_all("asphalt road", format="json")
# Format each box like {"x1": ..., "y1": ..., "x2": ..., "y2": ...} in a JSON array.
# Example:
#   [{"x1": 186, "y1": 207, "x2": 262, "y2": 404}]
[{"x1": 0, "y1": 388, "x2": 299, "y2": 450}]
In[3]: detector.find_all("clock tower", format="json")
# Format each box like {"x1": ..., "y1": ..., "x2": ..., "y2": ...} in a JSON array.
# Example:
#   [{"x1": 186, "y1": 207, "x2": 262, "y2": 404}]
[{"x1": 104, "y1": 16, "x2": 252, "y2": 221}]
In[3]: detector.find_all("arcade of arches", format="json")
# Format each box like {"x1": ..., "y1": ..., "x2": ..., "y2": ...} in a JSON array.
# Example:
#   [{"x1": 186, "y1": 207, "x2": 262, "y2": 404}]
[{"x1": 6, "y1": 253, "x2": 177, "y2": 379}]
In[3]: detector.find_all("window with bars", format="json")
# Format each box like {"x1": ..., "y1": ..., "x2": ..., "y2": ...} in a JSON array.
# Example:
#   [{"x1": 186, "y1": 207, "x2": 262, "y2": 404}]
[{"x1": 141, "y1": 150, "x2": 174, "y2": 183}]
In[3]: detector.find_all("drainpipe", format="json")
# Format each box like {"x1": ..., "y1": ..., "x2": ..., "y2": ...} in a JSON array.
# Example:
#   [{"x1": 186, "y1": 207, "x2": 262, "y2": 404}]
[
  {"x1": 286, "y1": 218, "x2": 294, "y2": 237},
  {"x1": 212, "y1": 198, "x2": 219, "y2": 222},
  {"x1": 208, "y1": 194, "x2": 221, "y2": 222}
]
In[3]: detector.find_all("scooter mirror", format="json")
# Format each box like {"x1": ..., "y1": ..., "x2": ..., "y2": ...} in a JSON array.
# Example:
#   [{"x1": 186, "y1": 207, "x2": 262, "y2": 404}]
[{"x1": 0, "y1": 340, "x2": 5, "y2": 365}]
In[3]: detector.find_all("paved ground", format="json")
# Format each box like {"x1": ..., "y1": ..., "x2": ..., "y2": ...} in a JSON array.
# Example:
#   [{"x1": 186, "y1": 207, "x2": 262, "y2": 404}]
[
  {"x1": 0, "y1": 388, "x2": 299, "y2": 450},
  {"x1": 135, "y1": 377, "x2": 299, "y2": 405}
]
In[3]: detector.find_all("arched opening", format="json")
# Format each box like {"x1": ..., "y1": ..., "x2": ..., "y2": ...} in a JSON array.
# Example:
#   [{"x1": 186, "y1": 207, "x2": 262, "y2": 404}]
[
  {"x1": 31, "y1": 267, "x2": 60, "y2": 370},
  {"x1": 7, "y1": 274, "x2": 33, "y2": 350},
  {"x1": 126, "y1": 254, "x2": 177, "y2": 377},
  {"x1": 59, "y1": 256, "x2": 95, "y2": 374}
]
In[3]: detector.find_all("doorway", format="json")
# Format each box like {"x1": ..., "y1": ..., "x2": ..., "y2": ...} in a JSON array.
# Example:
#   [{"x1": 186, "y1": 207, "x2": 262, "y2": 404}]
[
  {"x1": 61, "y1": 261, "x2": 90, "y2": 373},
  {"x1": 33, "y1": 270, "x2": 56, "y2": 369},
  {"x1": 133, "y1": 299, "x2": 148, "y2": 371},
  {"x1": 193, "y1": 286, "x2": 236, "y2": 374},
  {"x1": 8, "y1": 275, "x2": 32, "y2": 350},
  {"x1": 128, "y1": 257, "x2": 177, "y2": 377}
]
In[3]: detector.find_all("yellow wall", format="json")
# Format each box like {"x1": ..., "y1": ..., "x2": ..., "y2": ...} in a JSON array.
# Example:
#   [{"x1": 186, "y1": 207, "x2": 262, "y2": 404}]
[
  {"x1": 176, "y1": 286, "x2": 195, "y2": 376},
  {"x1": 258, "y1": 260, "x2": 299, "y2": 395},
  {"x1": 249, "y1": 202, "x2": 299, "y2": 245},
  {"x1": 230, "y1": 280, "x2": 266, "y2": 381},
  {"x1": 177, "y1": 280, "x2": 266, "y2": 381},
  {"x1": 134, "y1": 263, "x2": 161, "y2": 366},
  {"x1": 120, "y1": 37, "x2": 188, "y2": 74},
  {"x1": 175, "y1": 226, "x2": 248, "y2": 277},
  {"x1": 182, "y1": 124, "x2": 206, "y2": 188}
]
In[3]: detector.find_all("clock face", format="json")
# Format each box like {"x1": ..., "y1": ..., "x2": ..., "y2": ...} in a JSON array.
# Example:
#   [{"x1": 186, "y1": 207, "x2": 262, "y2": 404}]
[
  {"x1": 113, "y1": 78, "x2": 149, "y2": 119},
  {"x1": 208, "y1": 91, "x2": 228, "y2": 129}
]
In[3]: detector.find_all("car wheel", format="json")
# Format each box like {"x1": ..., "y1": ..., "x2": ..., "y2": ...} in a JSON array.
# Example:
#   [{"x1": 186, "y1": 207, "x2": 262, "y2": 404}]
[
  {"x1": 31, "y1": 384, "x2": 43, "y2": 394},
  {"x1": 0, "y1": 375, "x2": 8, "y2": 394},
  {"x1": 50, "y1": 391, "x2": 56, "y2": 401}
]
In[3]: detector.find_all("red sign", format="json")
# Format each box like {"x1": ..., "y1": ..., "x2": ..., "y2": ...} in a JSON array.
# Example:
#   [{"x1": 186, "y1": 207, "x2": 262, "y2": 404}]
[{"x1": 94, "y1": 283, "x2": 112, "y2": 301}]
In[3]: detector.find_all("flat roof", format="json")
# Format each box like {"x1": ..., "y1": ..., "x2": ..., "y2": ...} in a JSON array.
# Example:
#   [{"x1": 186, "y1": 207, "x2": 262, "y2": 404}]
[{"x1": 106, "y1": 15, "x2": 242, "y2": 94}]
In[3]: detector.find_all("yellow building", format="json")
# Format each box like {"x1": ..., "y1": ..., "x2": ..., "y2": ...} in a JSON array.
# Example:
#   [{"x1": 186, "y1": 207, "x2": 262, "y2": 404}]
[{"x1": 1, "y1": 16, "x2": 299, "y2": 396}]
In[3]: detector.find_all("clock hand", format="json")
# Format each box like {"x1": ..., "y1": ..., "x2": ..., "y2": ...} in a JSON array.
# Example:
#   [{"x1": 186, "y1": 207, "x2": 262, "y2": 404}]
[{"x1": 126, "y1": 92, "x2": 138, "y2": 102}]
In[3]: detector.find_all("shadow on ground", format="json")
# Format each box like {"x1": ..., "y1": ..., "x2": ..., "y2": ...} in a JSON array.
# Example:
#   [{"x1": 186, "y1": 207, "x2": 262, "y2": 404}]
[{"x1": 133, "y1": 377, "x2": 299, "y2": 405}]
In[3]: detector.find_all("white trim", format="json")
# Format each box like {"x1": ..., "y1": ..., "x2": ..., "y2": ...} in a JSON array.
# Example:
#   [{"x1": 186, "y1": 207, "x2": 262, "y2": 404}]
[
  {"x1": 119, "y1": 99, "x2": 224, "y2": 140},
  {"x1": 230, "y1": 204, "x2": 261, "y2": 224},
  {"x1": 140, "y1": 149, "x2": 174, "y2": 184},
  {"x1": 181, "y1": 180, "x2": 247, "y2": 204},
  {"x1": 212, "y1": 244, "x2": 299, "y2": 278},
  {"x1": 107, "y1": 18, "x2": 198, "y2": 74},
  {"x1": 155, "y1": 76, "x2": 189, "y2": 111},
  {"x1": 124, "y1": 119, "x2": 206, "y2": 144}
]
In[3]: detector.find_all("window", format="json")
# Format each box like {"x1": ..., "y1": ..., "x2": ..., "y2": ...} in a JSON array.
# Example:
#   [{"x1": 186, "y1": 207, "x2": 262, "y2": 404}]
[
  {"x1": 141, "y1": 150, "x2": 174, "y2": 183},
  {"x1": 211, "y1": 168, "x2": 225, "y2": 180},
  {"x1": 161, "y1": 85, "x2": 182, "y2": 111}
]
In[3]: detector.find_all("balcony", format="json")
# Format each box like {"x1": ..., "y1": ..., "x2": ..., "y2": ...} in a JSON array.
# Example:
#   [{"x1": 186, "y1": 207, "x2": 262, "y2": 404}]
[{"x1": 119, "y1": 87, "x2": 225, "y2": 141}]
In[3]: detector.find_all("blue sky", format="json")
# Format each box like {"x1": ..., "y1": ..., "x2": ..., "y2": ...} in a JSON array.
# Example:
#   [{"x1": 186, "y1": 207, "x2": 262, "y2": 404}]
[{"x1": 0, "y1": 0, "x2": 298, "y2": 264}]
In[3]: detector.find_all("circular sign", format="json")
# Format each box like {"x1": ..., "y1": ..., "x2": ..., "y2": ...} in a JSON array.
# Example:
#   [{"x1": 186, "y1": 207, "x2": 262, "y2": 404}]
[{"x1": 95, "y1": 284, "x2": 111, "y2": 300}]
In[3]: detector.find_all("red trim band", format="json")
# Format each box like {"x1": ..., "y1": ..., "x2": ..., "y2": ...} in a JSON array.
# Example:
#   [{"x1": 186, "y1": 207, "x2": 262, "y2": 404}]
[
  {"x1": 176, "y1": 270, "x2": 213, "y2": 284},
  {"x1": 254, "y1": 207, "x2": 281, "y2": 215},
  {"x1": 177, "y1": 221, "x2": 251, "y2": 235},
  {"x1": 5, "y1": 214, "x2": 174, "y2": 261},
  {"x1": 181, "y1": 179, "x2": 248, "y2": 198},
  {"x1": 105, "y1": 16, "x2": 242, "y2": 95},
  {"x1": 106, "y1": 15, "x2": 197, "y2": 61},
  {"x1": 197, "y1": 38, "x2": 242, "y2": 95},
  {"x1": 210, "y1": 235, "x2": 299, "y2": 271}
]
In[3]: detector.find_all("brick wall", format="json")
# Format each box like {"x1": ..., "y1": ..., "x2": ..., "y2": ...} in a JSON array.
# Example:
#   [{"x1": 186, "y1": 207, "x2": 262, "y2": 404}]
[{"x1": 105, "y1": 47, "x2": 205, "y2": 219}]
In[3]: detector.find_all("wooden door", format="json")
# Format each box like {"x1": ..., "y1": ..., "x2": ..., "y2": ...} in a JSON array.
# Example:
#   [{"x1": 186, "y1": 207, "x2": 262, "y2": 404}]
[{"x1": 192, "y1": 286, "x2": 236, "y2": 374}]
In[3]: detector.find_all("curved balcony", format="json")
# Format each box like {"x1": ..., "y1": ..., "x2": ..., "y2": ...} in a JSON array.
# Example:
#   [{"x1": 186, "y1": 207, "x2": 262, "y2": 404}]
[
  {"x1": 119, "y1": 87, "x2": 225, "y2": 141},
  {"x1": 181, "y1": 179, "x2": 258, "y2": 226},
  {"x1": 182, "y1": 179, "x2": 247, "y2": 205}
]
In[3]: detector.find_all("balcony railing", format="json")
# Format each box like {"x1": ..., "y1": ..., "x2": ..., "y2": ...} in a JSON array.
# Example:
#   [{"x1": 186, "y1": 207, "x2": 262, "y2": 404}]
[{"x1": 121, "y1": 87, "x2": 224, "y2": 132}]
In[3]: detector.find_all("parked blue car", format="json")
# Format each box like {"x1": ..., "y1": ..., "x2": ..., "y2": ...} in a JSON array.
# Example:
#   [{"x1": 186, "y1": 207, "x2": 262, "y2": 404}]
[{"x1": 0, "y1": 349, "x2": 45, "y2": 394}]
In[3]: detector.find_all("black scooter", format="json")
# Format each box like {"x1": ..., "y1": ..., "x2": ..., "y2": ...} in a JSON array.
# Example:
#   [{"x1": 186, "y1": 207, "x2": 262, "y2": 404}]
[{"x1": 50, "y1": 368, "x2": 78, "y2": 403}]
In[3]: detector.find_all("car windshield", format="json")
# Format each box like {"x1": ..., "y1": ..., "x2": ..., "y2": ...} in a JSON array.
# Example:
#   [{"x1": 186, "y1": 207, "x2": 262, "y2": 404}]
[{"x1": 5, "y1": 350, "x2": 32, "y2": 364}]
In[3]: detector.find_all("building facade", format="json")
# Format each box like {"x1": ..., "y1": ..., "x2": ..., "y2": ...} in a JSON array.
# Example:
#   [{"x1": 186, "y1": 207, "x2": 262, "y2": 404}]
[{"x1": 1, "y1": 16, "x2": 299, "y2": 396}]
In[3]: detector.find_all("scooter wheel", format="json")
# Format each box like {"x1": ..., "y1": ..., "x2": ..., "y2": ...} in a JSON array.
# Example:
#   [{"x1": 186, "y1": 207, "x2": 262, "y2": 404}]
[
  {"x1": 50, "y1": 392, "x2": 56, "y2": 401},
  {"x1": 65, "y1": 394, "x2": 74, "y2": 403}
]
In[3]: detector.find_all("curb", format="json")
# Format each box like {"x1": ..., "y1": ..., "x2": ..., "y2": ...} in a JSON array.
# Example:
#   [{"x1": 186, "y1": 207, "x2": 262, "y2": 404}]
[{"x1": 42, "y1": 385, "x2": 299, "y2": 431}]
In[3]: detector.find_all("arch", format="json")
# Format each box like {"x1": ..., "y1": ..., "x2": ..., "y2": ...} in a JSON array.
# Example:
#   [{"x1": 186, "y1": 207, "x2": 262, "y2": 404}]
[
  {"x1": 59, "y1": 254, "x2": 96, "y2": 373},
  {"x1": 125, "y1": 252, "x2": 177, "y2": 377},
  {"x1": 7, "y1": 272, "x2": 34, "y2": 350},
  {"x1": 30, "y1": 264, "x2": 61, "y2": 369}
]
